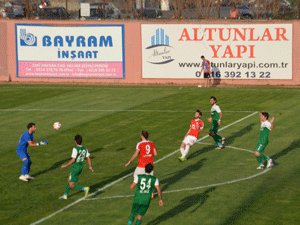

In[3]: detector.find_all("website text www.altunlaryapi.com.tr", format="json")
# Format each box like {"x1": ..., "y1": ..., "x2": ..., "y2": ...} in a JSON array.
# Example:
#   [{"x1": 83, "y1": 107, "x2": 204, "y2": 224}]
[{"x1": 178, "y1": 61, "x2": 289, "y2": 79}]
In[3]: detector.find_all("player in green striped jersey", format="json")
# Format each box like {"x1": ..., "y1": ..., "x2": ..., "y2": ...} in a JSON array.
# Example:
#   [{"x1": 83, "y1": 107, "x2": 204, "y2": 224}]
[
  {"x1": 59, "y1": 135, "x2": 94, "y2": 200},
  {"x1": 255, "y1": 112, "x2": 274, "y2": 169},
  {"x1": 128, "y1": 163, "x2": 163, "y2": 225},
  {"x1": 207, "y1": 96, "x2": 225, "y2": 149}
]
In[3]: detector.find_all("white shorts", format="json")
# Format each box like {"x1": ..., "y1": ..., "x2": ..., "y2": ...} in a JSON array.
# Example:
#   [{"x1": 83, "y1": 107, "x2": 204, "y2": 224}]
[
  {"x1": 133, "y1": 167, "x2": 154, "y2": 179},
  {"x1": 183, "y1": 135, "x2": 197, "y2": 146}
]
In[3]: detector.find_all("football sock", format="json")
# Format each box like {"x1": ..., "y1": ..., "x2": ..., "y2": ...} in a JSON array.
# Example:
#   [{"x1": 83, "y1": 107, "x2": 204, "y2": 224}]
[
  {"x1": 21, "y1": 159, "x2": 29, "y2": 175},
  {"x1": 74, "y1": 184, "x2": 84, "y2": 191},
  {"x1": 182, "y1": 145, "x2": 190, "y2": 158},
  {"x1": 64, "y1": 184, "x2": 71, "y2": 196},
  {"x1": 213, "y1": 134, "x2": 222, "y2": 145},
  {"x1": 27, "y1": 159, "x2": 32, "y2": 174},
  {"x1": 180, "y1": 147, "x2": 184, "y2": 155},
  {"x1": 261, "y1": 153, "x2": 270, "y2": 162},
  {"x1": 256, "y1": 155, "x2": 263, "y2": 165},
  {"x1": 135, "y1": 219, "x2": 142, "y2": 225},
  {"x1": 127, "y1": 213, "x2": 135, "y2": 225}
]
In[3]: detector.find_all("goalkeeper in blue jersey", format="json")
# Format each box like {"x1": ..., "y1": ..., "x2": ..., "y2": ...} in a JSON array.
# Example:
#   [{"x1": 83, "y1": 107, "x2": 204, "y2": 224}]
[{"x1": 16, "y1": 122, "x2": 48, "y2": 182}]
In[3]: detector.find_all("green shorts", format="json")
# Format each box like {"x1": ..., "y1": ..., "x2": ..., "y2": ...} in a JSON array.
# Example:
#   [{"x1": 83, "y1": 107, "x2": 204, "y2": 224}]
[
  {"x1": 131, "y1": 203, "x2": 150, "y2": 216},
  {"x1": 256, "y1": 143, "x2": 267, "y2": 153},
  {"x1": 69, "y1": 165, "x2": 83, "y2": 182},
  {"x1": 209, "y1": 121, "x2": 219, "y2": 133}
]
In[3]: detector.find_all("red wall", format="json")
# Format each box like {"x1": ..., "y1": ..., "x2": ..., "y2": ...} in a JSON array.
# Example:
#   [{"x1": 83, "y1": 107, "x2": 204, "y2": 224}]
[{"x1": 0, "y1": 19, "x2": 299, "y2": 85}]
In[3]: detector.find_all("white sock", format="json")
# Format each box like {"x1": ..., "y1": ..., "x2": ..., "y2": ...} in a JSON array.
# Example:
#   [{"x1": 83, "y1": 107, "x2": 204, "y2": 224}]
[
  {"x1": 180, "y1": 147, "x2": 184, "y2": 155},
  {"x1": 182, "y1": 145, "x2": 190, "y2": 158}
]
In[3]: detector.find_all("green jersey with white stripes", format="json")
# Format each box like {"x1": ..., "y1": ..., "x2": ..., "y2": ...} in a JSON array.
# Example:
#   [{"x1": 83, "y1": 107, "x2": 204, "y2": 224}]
[
  {"x1": 258, "y1": 121, "x2": 271, "y2": 145},
  {"x1": 71, "y1": 145, "x2": 90, "y2": 168},
  {"x1": 133, "y1": 174, "x2": 158, "y2": 205},
  {"x1": 211, "y1": 104, "x2": 222, "y2": 121}
]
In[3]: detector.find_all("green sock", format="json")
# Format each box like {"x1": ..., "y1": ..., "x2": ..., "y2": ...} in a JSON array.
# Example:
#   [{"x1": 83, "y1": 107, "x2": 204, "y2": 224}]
[
  {"x1": 256, "y1": 155, "x2": 263, "y2": 165},
  {"x1": 74, "y1": 184, "x2": 84, "y2": 191},
  {"x1": 128, "y1": 213, "x2": 135, "y2": 225},
  {"x1": 261, "y1": 153, "x2": 270, "y2": 162},
  {"x1": 213, "y1": 134, "x2": 222, "y2": 145},
  {"x1": 135, "y1": 219, "x2": 142, "y2": 225},
  {"x1": 64, "y1": 184, "x2": 71, "y2": 196}
]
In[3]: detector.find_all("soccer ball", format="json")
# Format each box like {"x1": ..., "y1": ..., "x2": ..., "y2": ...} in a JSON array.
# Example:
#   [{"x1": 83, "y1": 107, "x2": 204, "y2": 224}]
[{"x1": 53, "y1": 122, "x2": 61, "y2": 130}]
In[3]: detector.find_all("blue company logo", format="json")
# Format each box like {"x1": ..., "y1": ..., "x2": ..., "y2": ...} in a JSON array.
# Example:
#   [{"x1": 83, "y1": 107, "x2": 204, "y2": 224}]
[
  {"x1": 146, "y1": 28, "x2": 174, "y2": 64},
  {"x1": 20, "y1": 29, "x2": 37, "y2": 46}
]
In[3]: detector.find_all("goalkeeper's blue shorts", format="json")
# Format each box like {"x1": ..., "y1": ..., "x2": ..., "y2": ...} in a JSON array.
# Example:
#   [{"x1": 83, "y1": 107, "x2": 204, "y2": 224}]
[{"x1": 16, "y1": 151, "x2": 30, "y2": 160}]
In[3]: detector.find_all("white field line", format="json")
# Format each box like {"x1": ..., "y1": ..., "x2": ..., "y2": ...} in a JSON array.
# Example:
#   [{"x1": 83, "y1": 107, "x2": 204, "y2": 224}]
[
  {"x1": 86, "y1": 145, "x2": 270, "y2": 201},
  {"x1": 0, "y1": 108, "x2": 255, "y2": 113},
  {"x1": 160, "y1": 168, "x2": 271, "y2": 195},
  {"x1": 86, "y1": 169, "x2": 271, "y2": 201},
  {"x1": 196, "y1": 142, "x2": 254, "y2": 153},
  {"x1": 30, "y1": 111, "x2": 258, "y2": 225}
]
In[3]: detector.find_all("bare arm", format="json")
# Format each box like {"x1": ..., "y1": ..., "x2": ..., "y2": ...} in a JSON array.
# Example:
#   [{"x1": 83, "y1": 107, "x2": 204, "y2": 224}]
[
  {"x1": 155, "y1": 185, "x2": 163, "y2": 206},
  {"x1": 199, "y1": 124, "x2": 204, "y2": 131},
  {"x1": 61, "y1": 158, "x2": 75, "y2": 169},
  {"x1": 218, "y1": 112, "x2": 223, "y2": 125},
  {"x1": 130, "y1": 182, "x2": 137, "y2": 190},
  {"x1": 28, "y1": 140, "x2": 38, "y2": 147},
  {"x1": 86, "y1": 157, "x2": 94, "y2": 172},
  {"x1": 153, "y1": 147, "x2": 157, "y2": 156},
  {"x1": 270, "y1": 116, "x2": 275, "y2": 129},
  {"x1": 125, "y1": 149, "x2": 139, "y2": 167}
]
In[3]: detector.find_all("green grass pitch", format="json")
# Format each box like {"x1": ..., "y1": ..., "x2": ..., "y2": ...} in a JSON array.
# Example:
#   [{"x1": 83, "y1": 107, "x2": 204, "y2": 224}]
[{"x1": 0, "y1": 85, "x2": 299, "y2": 225}]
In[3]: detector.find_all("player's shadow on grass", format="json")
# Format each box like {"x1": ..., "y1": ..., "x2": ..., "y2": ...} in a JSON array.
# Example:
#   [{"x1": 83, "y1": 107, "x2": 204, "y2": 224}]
[
  {"x1": 224, "y1": 123, "x2": 255, "y2": 146},
  {"x1": 147, "y1": 187, "x2": 216, "y2": 225},
  {"x1": 32, "y1": 147, "x2": 104, "y2": 177},
  {"x1": 188, "y1": 145, "x2": 213, "y2": 160},
  {"x1": 115, "y1": 147, "x2": 126, "y2": 152},
  {"x1": 189, "y1": 123, "x2": 255, "y2": 160},
  {"x1": 271, "y1": 138, "x2": 300, "y2": 164},
  {"x1": 161, "y1": 158, "x2": 207, "y2": 192}
]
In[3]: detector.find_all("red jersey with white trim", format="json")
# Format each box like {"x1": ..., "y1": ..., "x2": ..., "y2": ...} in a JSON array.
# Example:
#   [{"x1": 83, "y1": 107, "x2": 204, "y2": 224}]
[
  {"x1": 202, "y1": 60, "x2": 210, "y2": 73},
  {"x1": 136, "y1": 140, "x2": 156, "y2": 168},
  {"x1": 187, "y1": 119, "x2": 204, "y2": 138}
]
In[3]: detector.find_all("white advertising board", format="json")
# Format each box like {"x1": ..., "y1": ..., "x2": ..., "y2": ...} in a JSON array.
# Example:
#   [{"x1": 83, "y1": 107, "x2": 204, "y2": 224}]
[{"x1": 142, "y1": 24, "x2": 292, "y2": 79}]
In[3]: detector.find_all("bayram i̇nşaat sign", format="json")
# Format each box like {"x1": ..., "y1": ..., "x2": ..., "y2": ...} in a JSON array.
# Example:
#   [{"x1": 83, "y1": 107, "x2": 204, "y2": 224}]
[{"x1": 16, "y1": 24, "x2": 125, "y2": 79}]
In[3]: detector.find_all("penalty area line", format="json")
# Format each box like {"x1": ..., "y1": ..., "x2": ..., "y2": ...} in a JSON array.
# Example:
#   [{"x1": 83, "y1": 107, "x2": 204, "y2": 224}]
[{"x1": 30, "y1": 111, "x2": 258, "y2": 225}]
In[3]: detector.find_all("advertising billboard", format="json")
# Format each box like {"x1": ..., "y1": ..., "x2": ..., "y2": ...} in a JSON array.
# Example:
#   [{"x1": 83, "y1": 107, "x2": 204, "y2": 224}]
[
  {"x1": 16, "y1": 24, "x2": 125, "y2": 79},
  {"x1": 142, "y1": 24, "x2": 292, "y2": 79}
]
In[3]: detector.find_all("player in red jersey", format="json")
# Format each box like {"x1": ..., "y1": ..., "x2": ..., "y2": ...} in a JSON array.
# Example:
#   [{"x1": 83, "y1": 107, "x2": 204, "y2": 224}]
[
  {"x1": 178, "y1": 110, "x2": 204, "y2": 161},
  {"x1": 200, "y1": 55, "x2": 211, "y2": 87},
  {"x1": 125, "y1": 130, "x2": 157, "y2": 178}
]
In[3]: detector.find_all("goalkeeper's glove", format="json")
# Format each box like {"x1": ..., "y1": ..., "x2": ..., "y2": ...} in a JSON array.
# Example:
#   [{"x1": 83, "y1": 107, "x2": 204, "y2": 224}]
[{"x1": 36, "y1": 140, "x2": 48, "y2": 146}]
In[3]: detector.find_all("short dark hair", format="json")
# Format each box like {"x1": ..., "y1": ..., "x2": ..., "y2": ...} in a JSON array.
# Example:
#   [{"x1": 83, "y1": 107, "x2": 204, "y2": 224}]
[
  {"x1": 27, "y1": 122, "x2": 36, "y2": 129},
  {"x1": 261, "y1": 112, "x2": 269, "y2": 119},
  {"x1": 196, "y1": 109, "x2": 202, "y2": 116},
  {"x1": 141, "y1": 130, "x2": 149, "y2": 139},
  {"x1": 201, "y1": 55, "x2": 205, "y2": 59},
  {"x1": 145, "y1": 163, "x2": 154, "y2": 173},
  {"x1": 74, "y1": 134, "x2": 83, "y2": 145},
  {"x1": 210, "y1": 96, "x2": 217, "y2": 102}
]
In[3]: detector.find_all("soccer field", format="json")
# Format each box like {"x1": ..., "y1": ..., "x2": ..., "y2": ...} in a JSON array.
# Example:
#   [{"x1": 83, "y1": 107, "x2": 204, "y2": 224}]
[{"x1": 0, "y1": 85, "x2": 299, "y2": 225}]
